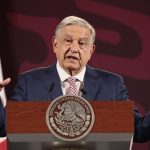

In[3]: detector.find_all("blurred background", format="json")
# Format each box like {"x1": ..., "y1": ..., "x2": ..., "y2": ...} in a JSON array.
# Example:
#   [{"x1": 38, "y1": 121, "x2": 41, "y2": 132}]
[{"x1": 1, "y1": 0, "x2": 150, "y2": 149}]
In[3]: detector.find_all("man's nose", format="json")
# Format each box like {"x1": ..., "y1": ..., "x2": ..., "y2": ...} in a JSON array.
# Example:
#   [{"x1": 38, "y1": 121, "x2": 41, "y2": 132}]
[{"x1": 70, "y1": 41, "x2": 79, "y2": 52}]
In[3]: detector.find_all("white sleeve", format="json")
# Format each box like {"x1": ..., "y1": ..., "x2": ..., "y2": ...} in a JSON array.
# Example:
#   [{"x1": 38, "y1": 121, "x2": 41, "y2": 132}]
[{"x1": 0, "y1": 58, "x2": 7, "y2": 107}]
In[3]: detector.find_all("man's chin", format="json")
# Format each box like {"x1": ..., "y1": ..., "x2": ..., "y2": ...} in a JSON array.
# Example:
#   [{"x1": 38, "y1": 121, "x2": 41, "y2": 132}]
[
  {"x1": 66, "y1": 66, "x2": 79, "y2": 71},
  {"x1": 63, "y1": 64, "x2": 80, "y2": 72}
]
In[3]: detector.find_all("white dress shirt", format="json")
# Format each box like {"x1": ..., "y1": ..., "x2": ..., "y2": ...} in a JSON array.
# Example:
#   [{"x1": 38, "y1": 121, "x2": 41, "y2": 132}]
[{"x1": 56, "y1": 62, "x2": 86, "y2": 96}]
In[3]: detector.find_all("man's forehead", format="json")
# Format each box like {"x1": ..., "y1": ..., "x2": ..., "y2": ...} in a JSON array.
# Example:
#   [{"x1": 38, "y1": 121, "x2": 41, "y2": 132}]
[
  {"x1": 61, "y1": 25, "x2": 90, "y2": 33},
  {"x1": 60, "y1": 25, "x2": 91, "y2": 38},
  {"x1": 63, "y1": 34, "x2": 89, "y2": 40}
]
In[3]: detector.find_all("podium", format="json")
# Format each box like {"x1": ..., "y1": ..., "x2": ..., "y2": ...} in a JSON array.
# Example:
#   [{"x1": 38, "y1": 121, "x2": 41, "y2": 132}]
[{"x1": 6, "y1": 101, "x2": 134, "y2": 150}]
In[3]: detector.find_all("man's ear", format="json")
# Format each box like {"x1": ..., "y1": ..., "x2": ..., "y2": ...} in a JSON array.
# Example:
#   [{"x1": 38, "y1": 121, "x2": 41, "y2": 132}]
[
  {"x1": 90, "y1": 44, "x2": 96, "y2": 54},
  {"x1": 88, "y1": 44, "x2": 96, "y2": 61},
  {"x1": 52, "y1": 36, "x2": 57, "y2": 53}
]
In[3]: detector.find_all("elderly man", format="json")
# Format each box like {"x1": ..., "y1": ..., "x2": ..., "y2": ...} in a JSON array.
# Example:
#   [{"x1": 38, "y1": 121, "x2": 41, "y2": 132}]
[{"x1": 0, "y1": 16, "x2": 150, "y2": 142}]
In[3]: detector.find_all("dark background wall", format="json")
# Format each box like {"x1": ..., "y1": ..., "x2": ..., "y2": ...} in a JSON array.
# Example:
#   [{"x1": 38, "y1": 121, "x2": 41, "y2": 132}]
[{"x1": 1, "y1": 0, "x2": 150, "y2": 149}]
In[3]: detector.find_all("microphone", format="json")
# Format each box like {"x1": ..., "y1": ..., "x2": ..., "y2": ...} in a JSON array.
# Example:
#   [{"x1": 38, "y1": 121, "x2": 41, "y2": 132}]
[
  {"x1": 47, "y1": 83, "x2": 55, "y2": 101},
  {"x1": 81, "y1": 88, "x2": 86, "y2": 95},
  {"x1": 49, "y1": 83, "x2": 55, "y2": 93},
  {"x1": 80, "y1": 82, "x2": 86, "y2": 95}
]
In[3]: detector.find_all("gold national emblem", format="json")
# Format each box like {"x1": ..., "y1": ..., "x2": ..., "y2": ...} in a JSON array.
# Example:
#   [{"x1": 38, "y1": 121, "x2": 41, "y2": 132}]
[{"x1": 46, "y1": 95, "x2": 95, "y2": 141}]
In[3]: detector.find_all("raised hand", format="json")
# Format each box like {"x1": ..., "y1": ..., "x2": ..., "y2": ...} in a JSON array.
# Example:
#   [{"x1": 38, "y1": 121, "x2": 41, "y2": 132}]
[{"x1": 0, "y1": 78, "x2": 11, "y2": 91}]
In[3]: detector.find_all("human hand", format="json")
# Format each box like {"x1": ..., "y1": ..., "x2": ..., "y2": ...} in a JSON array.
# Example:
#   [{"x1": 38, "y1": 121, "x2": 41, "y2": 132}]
[{"x1": 0, "y1": 78, "x2": 11, "y2": 91}]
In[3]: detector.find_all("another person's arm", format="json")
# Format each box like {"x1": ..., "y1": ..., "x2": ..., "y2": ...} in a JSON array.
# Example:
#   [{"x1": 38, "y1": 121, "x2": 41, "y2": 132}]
[
  {"x1": 116, "y1": 76, "x2": 150, "y2": 142},
  {"x1": 0, "y1": 78, "x2": 11, "y2": 137}
]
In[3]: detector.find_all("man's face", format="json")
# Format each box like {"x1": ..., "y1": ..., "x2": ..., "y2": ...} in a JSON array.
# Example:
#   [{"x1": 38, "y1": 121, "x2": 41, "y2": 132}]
[{"x1": 52, "y1": 25, "x2": 95, "y2": 75}]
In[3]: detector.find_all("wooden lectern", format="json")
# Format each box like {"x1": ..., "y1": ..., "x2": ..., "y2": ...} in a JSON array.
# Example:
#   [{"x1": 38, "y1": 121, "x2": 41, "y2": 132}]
[{"x1": 6, "y1": 101, "x2": 134, "y2": 150}]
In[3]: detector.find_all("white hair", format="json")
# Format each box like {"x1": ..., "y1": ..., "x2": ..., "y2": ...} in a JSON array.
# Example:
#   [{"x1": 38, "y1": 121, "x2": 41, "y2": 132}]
[{"x1": 55, "y1": 16, "x2": 96, "y2": 44}]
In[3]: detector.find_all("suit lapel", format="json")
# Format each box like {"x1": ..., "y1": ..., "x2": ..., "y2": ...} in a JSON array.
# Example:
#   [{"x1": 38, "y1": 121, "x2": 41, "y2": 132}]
[
  {"x1": 82, "y1": 65, "x2": 102, "y2": 101},
  {"x1": 43, "y1": 63, "x2": 63, "y2": 100},
  {"x1": 42, "y1": 64, "x2": 102, "y2": 101}
]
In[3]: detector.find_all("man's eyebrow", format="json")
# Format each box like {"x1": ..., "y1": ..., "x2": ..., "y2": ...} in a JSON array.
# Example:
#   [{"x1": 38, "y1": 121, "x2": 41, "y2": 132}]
[
  {"x1": 63, "y1": 34, "x2": 72, "y2": 37},
  {"x1": 63, "y1": 34, "x2": 89, "y2": 41},
  {"x1": 79, "y1": 37, "x2": 89, "y2": 41}
]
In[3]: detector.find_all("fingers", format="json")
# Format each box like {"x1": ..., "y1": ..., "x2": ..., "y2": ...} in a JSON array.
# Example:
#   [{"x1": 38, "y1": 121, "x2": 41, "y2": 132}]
[{"x1": 0, "y1": 78, "x2": 11, "y2": 91}]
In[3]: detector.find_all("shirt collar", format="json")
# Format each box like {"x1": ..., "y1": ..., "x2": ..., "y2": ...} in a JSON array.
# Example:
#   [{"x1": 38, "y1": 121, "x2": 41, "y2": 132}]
[{"x1": 56, "y1": 61, "x2": 86, "y2": 82}]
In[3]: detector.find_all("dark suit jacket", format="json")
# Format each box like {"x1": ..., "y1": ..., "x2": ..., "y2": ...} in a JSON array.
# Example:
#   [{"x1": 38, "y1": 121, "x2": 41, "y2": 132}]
[{"x1": 1, "y1": 63, "x2": 150, "y2": 142}]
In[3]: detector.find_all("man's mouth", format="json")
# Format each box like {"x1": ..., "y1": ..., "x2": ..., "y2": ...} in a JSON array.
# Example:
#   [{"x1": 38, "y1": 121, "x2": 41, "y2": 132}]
[{"x1": 65, "y1": 55, "x2": 79, "y2": 60}]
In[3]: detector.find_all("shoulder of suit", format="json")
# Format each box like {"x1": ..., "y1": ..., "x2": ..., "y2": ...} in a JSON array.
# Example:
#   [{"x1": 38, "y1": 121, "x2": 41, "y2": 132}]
[
  {"x1": 19, "y1": 63, "x2": 56, "y2": 76},
  {"x1": 87, "y1": 65, "x2": 123, "y2": 79}
]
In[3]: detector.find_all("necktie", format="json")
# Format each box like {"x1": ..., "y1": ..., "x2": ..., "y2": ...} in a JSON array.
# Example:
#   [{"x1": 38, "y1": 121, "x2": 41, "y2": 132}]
[{"x1": 66, "y1": 77, "x2": 78, "y2": 95}]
